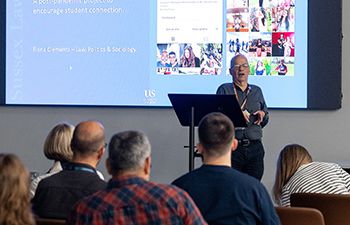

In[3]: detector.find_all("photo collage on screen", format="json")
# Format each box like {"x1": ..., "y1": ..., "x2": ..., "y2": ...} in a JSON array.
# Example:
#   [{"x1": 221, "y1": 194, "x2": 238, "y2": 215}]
[
  {"x1": 156, "y1": 43, "x2": 223, "y2": 75},
  {"x1": 226, "y1": 0, "x2": 295, "y2": 76},
  {"x1": 156, "y1": 1, "x2": 224, "y2": 76}
]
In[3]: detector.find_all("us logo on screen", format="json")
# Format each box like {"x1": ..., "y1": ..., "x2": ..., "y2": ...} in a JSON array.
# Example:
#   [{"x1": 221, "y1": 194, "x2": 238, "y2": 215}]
[{"x1": 144, "y1": 89, "x2": 156, "y2": 104}]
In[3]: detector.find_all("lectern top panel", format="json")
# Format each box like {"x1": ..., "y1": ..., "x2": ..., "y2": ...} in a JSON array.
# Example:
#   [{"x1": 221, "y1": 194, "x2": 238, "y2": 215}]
[{"x1": 168, "y1": 94, "x2": 247, "y2": 128}]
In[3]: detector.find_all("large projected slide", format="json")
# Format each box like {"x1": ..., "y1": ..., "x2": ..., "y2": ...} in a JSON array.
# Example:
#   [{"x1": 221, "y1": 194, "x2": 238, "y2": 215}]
[{"x1": 6, "y1": 0, "x2": 306, "y2": 107}]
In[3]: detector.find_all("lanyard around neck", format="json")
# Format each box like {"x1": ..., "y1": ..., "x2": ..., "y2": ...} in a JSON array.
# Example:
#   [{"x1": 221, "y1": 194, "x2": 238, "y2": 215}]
[
  {"x1": 65, "y1": 164, "x2": 97, "y2": 174},
  {"x1": 233, "y1": 83, "x2": 250, "y2": 110}
]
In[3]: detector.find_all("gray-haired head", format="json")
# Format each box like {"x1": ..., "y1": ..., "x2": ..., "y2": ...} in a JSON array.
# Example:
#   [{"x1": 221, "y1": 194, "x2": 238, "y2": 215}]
[
  {"x1": 108, "y1": 130, "x2": 151, "y2": 175},
  {"x1": 230, "y1": 54, "x2": 248, "y2": 69}
]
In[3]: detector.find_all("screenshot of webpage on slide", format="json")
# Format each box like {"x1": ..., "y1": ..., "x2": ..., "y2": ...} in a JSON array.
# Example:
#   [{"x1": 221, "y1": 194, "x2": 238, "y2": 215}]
[{"x1": 6, "y1": 0, "x2": 306, "y2": 108}]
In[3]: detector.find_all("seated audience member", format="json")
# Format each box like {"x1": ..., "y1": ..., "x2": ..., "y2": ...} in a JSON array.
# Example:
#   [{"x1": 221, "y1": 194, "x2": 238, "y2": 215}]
[
  {"x1": 30, "y1": 123, "x2": 74, "y2": 198},
  {"x1": 0, "y1": 153, "x2": 35, "y2": 225},
  {"x1": 32, "y1": 120, "x2": 107, "y2": 219},
  {"x1": 66, "y1": 130, "x2": 207, "y2": 225},
  {"x1": 172, "y1": 112, "x2": 280, "y2": 225},
  {"x1": 30, "y1": 123, "x2": 105, "y2": 198},
  {"x1": 273, "y1": 144, "x2": 350, "y2": 207}
]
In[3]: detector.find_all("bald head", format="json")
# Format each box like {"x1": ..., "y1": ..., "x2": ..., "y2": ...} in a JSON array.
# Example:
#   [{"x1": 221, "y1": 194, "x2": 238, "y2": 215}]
[
  {"x1": 230, "y1": 54, "x2": 248, "y2": 69},
  {"x1": 71, "y1": 121, "x2": 105, "y2": 157}
]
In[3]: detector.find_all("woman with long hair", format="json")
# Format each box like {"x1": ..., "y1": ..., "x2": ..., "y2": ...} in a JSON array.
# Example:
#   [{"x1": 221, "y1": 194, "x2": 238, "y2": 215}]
[
  {"x1": 180, "y1": 45, "x2": 199, "y2": 67},
  {"x1": 255, "y1": 60, "x2": 266, "y2": 75},
  {"x1": 273, "y1": 144, "x2": 350, "y2": 206},
  {"x1": 0, "y1": 153, "x2": 35, "y2": 225}
]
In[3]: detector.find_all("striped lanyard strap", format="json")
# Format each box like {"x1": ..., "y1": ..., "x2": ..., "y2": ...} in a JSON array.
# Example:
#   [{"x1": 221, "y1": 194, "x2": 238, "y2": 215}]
[{"x1": 233, "y1": 83, "x2": 250, "y2": 111}]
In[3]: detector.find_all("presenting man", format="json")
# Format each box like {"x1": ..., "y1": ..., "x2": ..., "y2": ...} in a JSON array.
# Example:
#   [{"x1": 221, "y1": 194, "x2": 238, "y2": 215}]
[
  {"x1": 172, "y1": 112, "x2": 280, "y2": 225},
  {"x1": 66, "y1": 130, "x2": 207, "y2": 225},
  {"x1": 216, "y1": 54, "x2": 269, "y2": 180}
]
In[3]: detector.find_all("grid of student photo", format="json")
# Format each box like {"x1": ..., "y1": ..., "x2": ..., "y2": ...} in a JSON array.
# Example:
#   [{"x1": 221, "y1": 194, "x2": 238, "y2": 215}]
[{"x1": 226, "y1": 0, "x2": 295, "y2": 76}]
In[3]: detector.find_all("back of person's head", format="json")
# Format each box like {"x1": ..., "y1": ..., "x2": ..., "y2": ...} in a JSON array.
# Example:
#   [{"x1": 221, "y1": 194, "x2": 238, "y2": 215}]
[
  {"x1": 198, "y1": 112, "x2": 235, "y2": 157},
  {"x1": 70, "y1": 120, "x2": 105, "y2": 158},
  {"x1": 273, "y1": 144, "x2": 313, "y2": 204},
  {"x1": 107, "y1": 130, "x2": 151, "y2": 177},
  {"x1": 44, "y1": 123, "x2": 74, "y2": 162},
  {"x1": 0, "y1": 154, "x2": 35, "y2": 225}
]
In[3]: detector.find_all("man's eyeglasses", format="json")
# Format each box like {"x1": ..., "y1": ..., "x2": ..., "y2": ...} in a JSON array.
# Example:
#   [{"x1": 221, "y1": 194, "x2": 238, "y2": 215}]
[{"x1": 232, "y1": 63, "x2": 249, "y2": 70}]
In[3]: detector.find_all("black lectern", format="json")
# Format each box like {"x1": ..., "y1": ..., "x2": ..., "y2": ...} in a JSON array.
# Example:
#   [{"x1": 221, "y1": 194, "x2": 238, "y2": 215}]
[{"x1": 168, "y1": 94, "x2": 247, "y2": 171}]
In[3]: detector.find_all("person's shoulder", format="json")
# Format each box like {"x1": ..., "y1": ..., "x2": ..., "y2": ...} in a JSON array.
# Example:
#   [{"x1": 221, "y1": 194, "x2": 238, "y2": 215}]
[
  {"x1": 83, "y1": 173, "x2": 108, "y2": 187},
  {"x1": 36, "y1": 170, "x2": 65, "y2": 186},
  {"x1": 41, "y1": 169, "x2": 106, "y2": 188},
  {"x1": 30, "y1": 173, "x2": 54, "y2": 195},
  {"x1": 174, "y1": 166, "x2": 263, "y2": 189},
  {"x1": 319, "y1": 161, "x2": 339, "y2": 166},
  {"x1": 80, "y1": 188, "x2": 108, "y2": 205},
  {"x1": 209, "y1": 169, "x2": 270, "y2": 201},
  {"x1": 31, "y1": 173, "x2": 51, "y2": 186},
  {"x1": 229, "y1": 169, "x2": 269, "y2": 192},
  {"x1": 148, "y1": 180, "x2": 184, "y2": 193},
  {"x1": 312, "y1": 161, "x2": 344, "y2": 170},
  {"x1": 172, "y1": 173, "x2": 191, "y2": 188},
  {"x1": 73, "y1": 187, "x2": 117, "y2": 215},
  {"x1": 172, "y1": 167, "x2": 204, "y2": 187},
  {"x1": 70, "y1": 193, "x2": 100, "y2": 214},
  {"x1": 306, "y1": 161, "x2": 335, "y2": 168},
  {"x1": 293, "y1": 162, "x2": 338, "y2": 179},
  {"x1": 232, "y1": 169, "x2": 261, "y2": 183},
  {"x1": 218, "y1": 82, "x2": 231, "y2": 88},
  {"x1": 33, "y1": 172, "x2": 69, "y2": 199},
  {"x1": 144, "y1": 180, "x2": 194, "y2": 203},
  {"x1": 216, "y1": 82, "x2": 232, "y2": 94},
  {"x1": 249, "y1": 84, "x2": 265, "y2": 96},
  {"x1": 249, "y1": 84, "x2": 262, "y2": 91}
]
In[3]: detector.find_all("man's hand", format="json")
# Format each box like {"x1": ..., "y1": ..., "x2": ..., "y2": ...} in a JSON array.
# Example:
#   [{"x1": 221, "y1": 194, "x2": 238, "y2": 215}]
[{"x1": 253, "y1": 110, "x2": 265, "y2": 125}]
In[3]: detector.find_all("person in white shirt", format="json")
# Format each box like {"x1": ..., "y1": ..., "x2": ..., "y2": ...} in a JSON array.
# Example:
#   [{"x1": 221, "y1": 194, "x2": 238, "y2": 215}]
[{"x1": 273, "y1": 143, "x2": 350, "y2": 206}]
